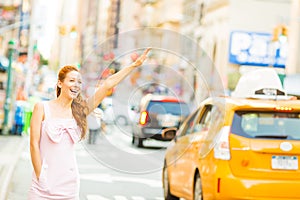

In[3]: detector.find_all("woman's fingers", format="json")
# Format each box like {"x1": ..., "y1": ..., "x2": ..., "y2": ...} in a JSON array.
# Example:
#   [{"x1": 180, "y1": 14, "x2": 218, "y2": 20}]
[
  {"x1": 134, "y1": 47, "x2": 151, "y2": 67},
  {"x1": 143, "y1": 47, "x2": 151, "y2": 56}
]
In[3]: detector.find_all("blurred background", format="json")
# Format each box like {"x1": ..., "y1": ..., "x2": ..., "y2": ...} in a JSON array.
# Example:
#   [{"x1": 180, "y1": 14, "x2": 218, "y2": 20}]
[
  {"x1": 0, "y1": 0, "x2": 298, "y2": 133},
  {"x1": 1, "y1": 1, "x2": 300, "y2": 200}
]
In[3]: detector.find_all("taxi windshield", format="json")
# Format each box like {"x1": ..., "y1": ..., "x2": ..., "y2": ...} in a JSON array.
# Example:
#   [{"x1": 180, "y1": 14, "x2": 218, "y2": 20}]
[{"x1": 231, "y1": 111, "x2": 300, "y2": 140}]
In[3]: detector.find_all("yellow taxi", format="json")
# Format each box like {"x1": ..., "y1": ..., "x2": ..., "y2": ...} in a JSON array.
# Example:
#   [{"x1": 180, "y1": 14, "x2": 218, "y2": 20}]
[{"x1": 162, "y1": 69, "x2": 300, "y2": 200}]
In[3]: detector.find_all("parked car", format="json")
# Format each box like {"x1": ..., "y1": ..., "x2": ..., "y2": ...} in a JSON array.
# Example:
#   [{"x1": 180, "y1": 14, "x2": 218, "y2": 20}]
[
  {"x1": 131, "y1": 94, "x2": 190, "y2": 147},
  {"x1": 162, "y1": 68, "x2": 300, "y2": 200}
]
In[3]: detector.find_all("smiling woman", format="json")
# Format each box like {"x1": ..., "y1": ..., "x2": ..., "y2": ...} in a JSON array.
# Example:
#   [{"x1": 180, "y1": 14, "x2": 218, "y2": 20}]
[{"x1": 28, "y1": 48, "x2": 151, "y2": 199}]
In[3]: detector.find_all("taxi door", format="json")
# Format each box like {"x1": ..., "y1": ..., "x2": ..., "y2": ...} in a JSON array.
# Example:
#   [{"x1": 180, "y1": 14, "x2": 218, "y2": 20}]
[
  {"x1": 168, "y1": 105, "x2": 213, "y2": 197},
  {"x1": 167, "y1": 109, "x2": 200, "y2": 195},
  {"x1": 177, "y1": 105, "x2": 213, "y2": 197}
]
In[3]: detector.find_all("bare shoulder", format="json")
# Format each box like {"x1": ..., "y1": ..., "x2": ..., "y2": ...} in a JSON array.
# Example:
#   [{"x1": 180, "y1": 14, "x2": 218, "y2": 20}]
[
  {"x1": 31, "y1": 101, "x2": 46, "y2": 123},
  {"x1": 33, "y1": 101, "x2": 44, "y2": 114},
  {"x1": 33, "y1": 101, "x2": 43, "y2": 109}
]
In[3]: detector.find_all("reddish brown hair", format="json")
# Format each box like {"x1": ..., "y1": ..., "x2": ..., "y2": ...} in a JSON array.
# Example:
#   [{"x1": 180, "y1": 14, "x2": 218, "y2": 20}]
[{"x1": 56, "y1": 65, "x2": 88, "y2": 139}]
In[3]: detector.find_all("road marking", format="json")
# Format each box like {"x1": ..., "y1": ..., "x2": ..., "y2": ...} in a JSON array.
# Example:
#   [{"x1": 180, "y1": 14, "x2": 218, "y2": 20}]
[
  {"x1": 104, "y1": 129, "x2": 142, "y2": 155},
  {"x1": 80, "y1": 173, "x2": 162, "y2": 187},
  {"x1": 113, "y1": 176, "x2": 162, "y2": 187},
  {"x1": 78, "y1": 164, "x2": 106, "y2": 170},
  {"x1": 86, "y1": 195, "x2": 110, "y2": 200},
  {"x1": 86, "y1": 195, "x2": 130, "y2": 200},
  {"x1": 76, "y1": 149, "x2": 91, "y2": 157},
  {"x1": 80, "y1": 173, "x2": 113, "y2": 183},
  {"x1": 114, "y1": 195, "x2": 128, "y2": 200},
  {"x1": 86, "y1": 195, "x2": 163, "y2": 200},
  {"x1": 132, "y1": 196, "x2": 146, "y2": 200},
  {"x1": 105, "y1": 126, "x2": 169, "y2": 155}
]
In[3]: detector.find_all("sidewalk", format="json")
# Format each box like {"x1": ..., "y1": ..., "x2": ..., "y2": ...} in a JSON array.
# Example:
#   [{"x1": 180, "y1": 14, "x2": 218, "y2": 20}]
[{"x1": 0, "y1": 135, "x2": 28, "y2": 200}]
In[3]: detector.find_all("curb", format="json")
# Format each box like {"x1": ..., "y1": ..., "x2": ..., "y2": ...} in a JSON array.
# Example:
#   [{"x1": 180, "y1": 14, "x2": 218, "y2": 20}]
[{"x1": 0, "y1": 136, "x2": 28, "y2": 200}]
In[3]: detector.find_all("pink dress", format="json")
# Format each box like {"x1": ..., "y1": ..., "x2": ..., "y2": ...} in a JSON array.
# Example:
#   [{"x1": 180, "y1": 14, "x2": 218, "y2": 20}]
[{"x1": 28, "y1": 101, "x2": 81, "y2": 200}]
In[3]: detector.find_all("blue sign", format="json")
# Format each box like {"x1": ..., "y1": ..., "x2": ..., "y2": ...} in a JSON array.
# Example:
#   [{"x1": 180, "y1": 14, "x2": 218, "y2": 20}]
[{"x1": 229, "y1": 31, "x2": 287, "y2": 68}]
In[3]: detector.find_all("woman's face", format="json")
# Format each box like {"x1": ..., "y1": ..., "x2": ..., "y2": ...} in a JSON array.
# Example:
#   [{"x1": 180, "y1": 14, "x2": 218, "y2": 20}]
[{"x1": 58, "y1": 70, "x2": 82, "y2": 99}]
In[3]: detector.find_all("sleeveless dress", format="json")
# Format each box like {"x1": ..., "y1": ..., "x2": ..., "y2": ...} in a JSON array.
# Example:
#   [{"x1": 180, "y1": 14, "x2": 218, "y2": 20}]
[{"x1": 28, "y1": 101, "x2": 81, "y2": 200}]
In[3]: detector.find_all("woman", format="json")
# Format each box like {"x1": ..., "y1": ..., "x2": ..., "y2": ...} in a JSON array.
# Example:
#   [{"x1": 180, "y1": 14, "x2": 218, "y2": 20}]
[{"x1": 28, "y1": 48, "x2": 151, "y2": 199}]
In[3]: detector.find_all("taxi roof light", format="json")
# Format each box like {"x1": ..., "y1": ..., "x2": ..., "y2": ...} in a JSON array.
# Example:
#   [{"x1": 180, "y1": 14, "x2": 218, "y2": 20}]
[
  {"x1": 232, "y1": 68, "x2": 285, "y2": 98},
  {"x1": 274, "y1": 106, "x2": 293, "y2": 112},
  {"x1": 255, "y1": 88, "x2": 285, "y2": 96}
]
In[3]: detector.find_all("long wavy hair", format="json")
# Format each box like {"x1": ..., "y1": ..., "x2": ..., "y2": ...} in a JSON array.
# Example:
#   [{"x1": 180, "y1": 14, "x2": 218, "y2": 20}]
[{"x1": 56, "y1": 65, "x2": 88, "y2": 139}]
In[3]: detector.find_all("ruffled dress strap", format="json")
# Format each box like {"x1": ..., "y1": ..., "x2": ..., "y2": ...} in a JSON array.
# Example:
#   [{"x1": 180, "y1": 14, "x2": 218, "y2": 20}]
[{"x1": 43, "y1": 101, "x2": 51, "y2": 119}]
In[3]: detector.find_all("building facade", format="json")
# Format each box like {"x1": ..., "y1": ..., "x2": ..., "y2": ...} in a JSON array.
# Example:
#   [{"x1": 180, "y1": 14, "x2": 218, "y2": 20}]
[{"x1": 182, "y1": 0, "x2": 292, "y2": 93}]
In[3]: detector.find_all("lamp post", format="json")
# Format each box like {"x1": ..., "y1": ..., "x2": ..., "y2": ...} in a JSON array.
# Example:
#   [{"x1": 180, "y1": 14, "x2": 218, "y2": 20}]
[{"x1": 2, "y1": 40, "x2": 16, "y2": 135}]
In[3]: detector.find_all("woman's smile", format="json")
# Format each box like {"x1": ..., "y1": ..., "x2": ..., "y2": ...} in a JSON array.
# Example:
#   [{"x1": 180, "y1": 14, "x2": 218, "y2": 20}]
[{"x1": 70, "y1": 88, "x2": 79, "y2": 97}]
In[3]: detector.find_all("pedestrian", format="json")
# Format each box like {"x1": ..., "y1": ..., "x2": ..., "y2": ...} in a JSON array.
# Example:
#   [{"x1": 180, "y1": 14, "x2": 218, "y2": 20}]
[
  {"x1": 28, "y1": 48, "x2": 151, "y2": 199},
  {"x1": 87, "y1": 107, "x2": 103, "y2": 144},
  {"x1": 13, "y1": 101, "x2": 25, "y2": 135}
]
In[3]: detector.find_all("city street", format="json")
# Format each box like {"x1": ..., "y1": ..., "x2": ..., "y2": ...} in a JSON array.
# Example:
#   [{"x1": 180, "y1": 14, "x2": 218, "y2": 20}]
[
  {"x1": 7, "y1": 124, "x2": 168, "y2": 200},
  {"x1": 1, "y1": 0, "x2": 300, "y2": 199}
]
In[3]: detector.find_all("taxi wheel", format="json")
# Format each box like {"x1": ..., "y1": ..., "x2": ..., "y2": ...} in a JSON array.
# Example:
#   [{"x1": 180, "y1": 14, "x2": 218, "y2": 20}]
[
  {"x1": 163, "y1": 164, "x2": 179, "y2": 200},
  {"x1": 193, "y1": 173, "x2": 203, "y2": 200}
]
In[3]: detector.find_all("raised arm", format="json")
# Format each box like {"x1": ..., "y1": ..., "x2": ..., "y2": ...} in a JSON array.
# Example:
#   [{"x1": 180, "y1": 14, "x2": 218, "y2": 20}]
[{"x1": 86, "y1": 48, "x2": 151, "y2": 114}]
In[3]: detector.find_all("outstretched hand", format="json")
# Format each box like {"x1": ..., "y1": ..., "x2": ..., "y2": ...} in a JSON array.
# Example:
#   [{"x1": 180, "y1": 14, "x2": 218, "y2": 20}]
[{"x1": 132, "y1": 48, "x2": 151, "y2": 67}]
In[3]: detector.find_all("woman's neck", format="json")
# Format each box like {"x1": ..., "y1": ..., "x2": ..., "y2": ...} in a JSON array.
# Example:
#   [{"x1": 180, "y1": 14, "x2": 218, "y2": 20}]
[{"x1": 54, "y1": 96, "x2": 73, "y2": 108}]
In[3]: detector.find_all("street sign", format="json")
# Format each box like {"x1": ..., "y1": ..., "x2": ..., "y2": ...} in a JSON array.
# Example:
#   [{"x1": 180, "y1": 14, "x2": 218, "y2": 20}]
[{"x1": 229, "y1": 31, "x2": 287, "y2": 68}]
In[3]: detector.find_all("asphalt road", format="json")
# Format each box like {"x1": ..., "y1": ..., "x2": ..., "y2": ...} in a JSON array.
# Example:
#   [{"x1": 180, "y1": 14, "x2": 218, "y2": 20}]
[
  {"x1": 79, "y1": 125, "x2": 167, "y2": 200},
  {"x1": 7, "y1": 124, "x2": 169, "y2": 200}
]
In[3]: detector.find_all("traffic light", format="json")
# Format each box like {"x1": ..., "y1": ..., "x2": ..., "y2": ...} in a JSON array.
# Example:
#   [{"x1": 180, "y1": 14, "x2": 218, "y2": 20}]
[
  {"x1": 272, "y1": 25, "x2": 288, "y2": 42},
  {"x1": 59, "y1": 25, "x2": 67, "y2": 35},
  {"x1": 279, "y1": 25, "x2": 288, "y2": 43},
  {"x1": 70, "y1": 25, "x2": 77, "y2": 38},
  {"x1": 59, "y1": 25, "x2": 77, "y2": 38},
  {"x1": 281, "y1": 26, "x2": 288, "y2": 36},
  {"x1": 272, "y1": 26, "x2": 280, "y2": 42}
]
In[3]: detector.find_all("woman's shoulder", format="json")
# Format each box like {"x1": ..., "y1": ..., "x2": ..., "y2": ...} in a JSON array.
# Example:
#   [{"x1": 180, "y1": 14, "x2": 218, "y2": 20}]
[
  {"x1": 33, "y1": 100, "x2": 51, "y2": 111},
  {"x1": 33, "y1": 101, "x2": 43, "y2": 109},
  {"x1": 31, "y1": 101, "x2": 45, "y2": 119}
]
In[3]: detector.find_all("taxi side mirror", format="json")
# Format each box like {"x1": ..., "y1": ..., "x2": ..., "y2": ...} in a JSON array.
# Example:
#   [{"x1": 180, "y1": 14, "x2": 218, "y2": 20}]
[{"x1": 162, "y1": 127, "x2": 177, "y2": 140}]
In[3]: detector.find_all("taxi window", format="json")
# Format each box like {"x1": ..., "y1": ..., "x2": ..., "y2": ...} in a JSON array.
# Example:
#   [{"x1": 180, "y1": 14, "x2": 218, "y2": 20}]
[
  {"x1": 177, "y1": 109, "x2": 199, "y2": 137},
  {"x1": 231, "y1": 111, "x2": 300, "y2": 140},
  {"x1": 195, "y1": 104, "x2": 225, "y2": 157},
  {"x1": 193, "y1": 105, "x2": 212, "y2": 133}
]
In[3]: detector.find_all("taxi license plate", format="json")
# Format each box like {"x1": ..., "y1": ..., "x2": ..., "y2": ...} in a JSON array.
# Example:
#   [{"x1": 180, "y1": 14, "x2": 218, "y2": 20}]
[{"x1": 271, "y1": 156, "x2": 298, "y2": 170}]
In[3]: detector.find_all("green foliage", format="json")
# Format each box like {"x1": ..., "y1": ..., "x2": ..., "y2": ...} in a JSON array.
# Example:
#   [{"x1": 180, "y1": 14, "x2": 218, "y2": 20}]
[{"x1": 39, "y1": 54, "x2": 48, "y2": 66}]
